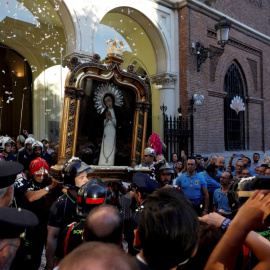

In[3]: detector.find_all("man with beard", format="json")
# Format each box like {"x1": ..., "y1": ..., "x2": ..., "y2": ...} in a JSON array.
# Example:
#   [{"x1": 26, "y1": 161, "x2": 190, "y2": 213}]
[
  {"x1": 32, "y1": 141, "x2": 51, "y2": 165},
  {"x1": 213, "y1": 172, "x2": 233, "y2": 217},
  {"x1": 155, "y1": 159, "x2": 174, "y2": 187}
]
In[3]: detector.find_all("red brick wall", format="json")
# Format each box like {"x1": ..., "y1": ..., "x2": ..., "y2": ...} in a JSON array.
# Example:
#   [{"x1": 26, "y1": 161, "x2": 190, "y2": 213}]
[{"x1": 178, "y1": 3, "x2": 270, "y2": 154}]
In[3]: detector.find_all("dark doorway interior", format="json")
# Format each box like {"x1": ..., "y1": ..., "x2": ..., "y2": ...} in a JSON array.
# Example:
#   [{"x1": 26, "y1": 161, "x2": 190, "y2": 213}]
[{"x1": 0, "y1": 44, "x2": 32, "y2": 137}]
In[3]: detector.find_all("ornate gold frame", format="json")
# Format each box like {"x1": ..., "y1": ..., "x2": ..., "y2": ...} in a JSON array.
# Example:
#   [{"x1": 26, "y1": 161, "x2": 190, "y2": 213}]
[{"x1": 51, "y1": 54, "x2": 150, "y2": 179}]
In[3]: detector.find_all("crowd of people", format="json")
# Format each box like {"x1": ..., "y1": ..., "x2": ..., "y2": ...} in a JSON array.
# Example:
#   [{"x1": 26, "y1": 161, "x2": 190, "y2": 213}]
[{"x1": 0, "y1": 130, "x2": 270, "y2": 270}]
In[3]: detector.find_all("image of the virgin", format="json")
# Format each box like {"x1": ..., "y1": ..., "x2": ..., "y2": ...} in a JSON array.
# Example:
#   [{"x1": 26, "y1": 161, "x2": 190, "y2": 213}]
[{"x1": 98, "y1": 93, "x2": 120, "y2": 165}]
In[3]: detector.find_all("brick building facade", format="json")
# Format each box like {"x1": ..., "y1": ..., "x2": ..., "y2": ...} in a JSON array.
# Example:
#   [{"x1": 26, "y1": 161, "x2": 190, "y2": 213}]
[{"x1": 179, "y1": 0, "x2": 270, "y2": 154}]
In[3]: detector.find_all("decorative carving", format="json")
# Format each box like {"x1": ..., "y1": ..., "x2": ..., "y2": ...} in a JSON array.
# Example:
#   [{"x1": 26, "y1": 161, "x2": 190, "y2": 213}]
[
  {"x1": 76, "y1": 89, "x2": 84, "y2": 100},
  {"x1": 63, "y1": 54, "x2": 92, "y2": 70},
  {"x1": 107, "y1": 36, "x2": 125, "y2": 56},
  {"x1": 144, "y1": 102, "x2": 151, "y2": 113},
  {"x1": 50, "y1": 167, "x2": 62, "y2": 181},
  {"x1": 127, "y1": 64, "x2": 136, "y2": 74},
  {"x1": 69, "y1": 101, "x2": 76, "y2": 116},
  {"x1": 67, "y1": 135, "x2": 73, "y2": 149},
  {"x1": 230, "y1": 96, "x2": 245, "y2": 114},
  {"x1": 65, "y1": 87, "x2": 76, "y2": 99},
  {"x1": 68, "y1": 62, "x2": 112, "y2": 86},
  {"x1": 92, "y1": 54, "x2": 101, "y2": 63},
  {"x1": 116, "y1": 65, "x2": 150, "y2": 99},
  {"x1": 68, "y1": 119, "x2": 74, "y2": 133},
  {"x1": 66, "y1": 151, "x2": 72, "y2": 159},
  {"x1": 151, "y1": 73, "x2": 177, "y2": 88},
  {"x1": 135, "y1": 102, "x2": 143, "y2": 111}
]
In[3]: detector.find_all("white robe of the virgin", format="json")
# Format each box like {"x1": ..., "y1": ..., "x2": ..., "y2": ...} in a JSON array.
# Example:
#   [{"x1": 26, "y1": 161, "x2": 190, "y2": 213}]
[{"x1": 98, "y1": 108, "x2": 116, "y2": 166}]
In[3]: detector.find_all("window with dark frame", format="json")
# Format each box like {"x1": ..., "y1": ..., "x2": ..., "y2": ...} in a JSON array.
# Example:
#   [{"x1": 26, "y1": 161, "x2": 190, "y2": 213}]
[{"x1": 224, "y1": 63, "x2": 245, "y2": 151}]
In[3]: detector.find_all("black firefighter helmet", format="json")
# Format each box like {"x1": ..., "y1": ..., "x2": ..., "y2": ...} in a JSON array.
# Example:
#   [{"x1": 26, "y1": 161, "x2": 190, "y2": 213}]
[
  {"x1": 76, "y1": 179, "x2": 112, "y2": 217},
  {"x1": 62, "y1": 158, "x2": 91, "y2": 190},
  {"x1": 154, "y1": 159, "x2": 174, "y2": 186}
]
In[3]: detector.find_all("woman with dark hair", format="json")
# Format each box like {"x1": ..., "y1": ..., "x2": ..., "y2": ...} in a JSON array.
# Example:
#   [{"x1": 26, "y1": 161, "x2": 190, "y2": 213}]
[{"x1": 98, "y1": 93, "x2": 117, "y2": 165}]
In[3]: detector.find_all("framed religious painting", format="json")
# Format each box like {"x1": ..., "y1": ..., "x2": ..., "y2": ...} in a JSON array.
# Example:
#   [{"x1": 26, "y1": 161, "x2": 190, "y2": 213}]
[{"x1": 50, "y1": 51, "x2": 151, "y2": 180}]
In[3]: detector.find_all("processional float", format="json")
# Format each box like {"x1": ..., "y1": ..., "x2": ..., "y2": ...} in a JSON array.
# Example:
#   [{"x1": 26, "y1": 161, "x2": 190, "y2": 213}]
[{"x1": 51, "y1": 38, "x2": 151, "y2": 182}]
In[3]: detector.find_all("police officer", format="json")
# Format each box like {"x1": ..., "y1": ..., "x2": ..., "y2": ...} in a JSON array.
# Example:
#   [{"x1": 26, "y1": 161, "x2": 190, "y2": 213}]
[
  {"x1": 46, "y1": 158, "x2": 90, "y2": 270},
  {"x1": 125, "y1": 172, "x2": 159, "y2": 255},
  {"x1": 0, "y1": 162, "x2": 24, "y2": 207},
  {"x1": 54, "y1": 179, "x2": 111, "y2": 264},
  {"x1": 0, "y1": 207, "x2": 39, "y2": 269}
]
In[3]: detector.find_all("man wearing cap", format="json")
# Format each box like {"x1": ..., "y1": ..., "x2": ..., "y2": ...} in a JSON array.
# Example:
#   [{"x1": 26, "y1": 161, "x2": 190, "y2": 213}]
[
  {"x1": 143, "y1": 148, "x2": 156, "y2": 169},
  {"x1": 0, "y1": 162, "x2": 24, "y2": 207},
  {"x1": 125, "y1": 172, "x2": 159, "y2": 255},
  {"x1": 0, "y1": 207, "x2": 38, "y2": 270}
]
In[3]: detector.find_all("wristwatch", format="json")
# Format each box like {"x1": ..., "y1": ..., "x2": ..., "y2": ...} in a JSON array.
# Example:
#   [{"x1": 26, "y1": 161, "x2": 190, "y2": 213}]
[{"x1": 45, "y1": 186, "x2": 50, "y2": 193}]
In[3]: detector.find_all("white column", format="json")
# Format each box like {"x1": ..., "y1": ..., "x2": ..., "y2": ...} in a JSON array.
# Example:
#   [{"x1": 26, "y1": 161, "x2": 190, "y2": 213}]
[{"x1": 151, "y1": 72, "x2": 177, "y2": 139}]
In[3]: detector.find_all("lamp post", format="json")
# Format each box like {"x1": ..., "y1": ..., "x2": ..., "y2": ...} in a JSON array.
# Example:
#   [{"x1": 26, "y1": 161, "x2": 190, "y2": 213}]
[
  {"x1": 196, "y1": 17, "x2": 231, "y2": 72},
  {"x1": 188, "y1": 97, "x2": 196, "y2": 156}
]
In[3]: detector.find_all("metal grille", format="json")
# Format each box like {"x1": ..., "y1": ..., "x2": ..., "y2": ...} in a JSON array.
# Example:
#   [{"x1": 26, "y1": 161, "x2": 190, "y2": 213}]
[
  {"x1": 224, "y1": 64, "x2": 245, "y2": 150},
  {"x1": 163, "y1": 114, "x2": 191, "y2": 160}
]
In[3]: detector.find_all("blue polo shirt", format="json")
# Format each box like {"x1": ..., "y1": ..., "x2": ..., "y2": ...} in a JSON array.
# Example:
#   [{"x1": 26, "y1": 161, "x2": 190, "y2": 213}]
[
  {"x1": 176, "y1": 172, "x2": 207, "y2": 200},
  {"x1": 199, "y1": 171, "x2": 221, "y2": 193},
  {"x1": 213, "y1": 188, "x2": 231, "y2": 213},
  {"x1": 231, "y1": 166, "x2": 256, "y2": 176}
]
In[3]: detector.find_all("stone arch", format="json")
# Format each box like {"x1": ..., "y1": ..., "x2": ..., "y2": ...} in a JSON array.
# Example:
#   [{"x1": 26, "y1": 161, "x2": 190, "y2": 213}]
[
  {"x1": 92, "y1": 5, "x2": 170, "y2": 76},
  {"x1": 215, "y1": 52, "x2": 254, "y2": 97}
]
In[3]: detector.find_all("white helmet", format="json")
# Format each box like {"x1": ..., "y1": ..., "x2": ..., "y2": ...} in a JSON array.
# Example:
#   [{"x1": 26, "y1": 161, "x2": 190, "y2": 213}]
[
  {"x1": 144, "y1": 147, "x2": 156, "y2": 157},
  {"x1": 0, "y1": 137, "x2": 15, "y2": 151},
  {"x1": 25, "y1": 137, "x2": 36, "y2": 145},
  {"x1": 32, "y1": 141, "x2": 43, "y2": 150},
  {"x1": 17, "y1": 135, "x2": 26, "y2": 143}
]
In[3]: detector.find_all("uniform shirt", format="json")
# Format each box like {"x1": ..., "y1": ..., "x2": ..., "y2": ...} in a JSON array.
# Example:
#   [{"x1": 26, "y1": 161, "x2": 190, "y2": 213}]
[
  {"x1": 13, "y1": 173, "x2": 28, "y2": 208},
  {"x1": 199, "y1": 171, "x2": 221, "y2": 193},
  {"x1": 213, "y1": 188, "x2": 231, "y2": 213},
  {"x1": 18, "y1": 150, "x2": 34, "y2": 171},
  {"x1": 232, "y1": 166, "x2": 256, "y2": 176},
  {"x1": 48, "y1": 191, "x2": 77, "y2": 230},
  {"x1": 25, "y1": 179, "x2": 49, "y2": 223},
  {"x1": 3, "y1": 152, "x2": 17, "y2": 162},
  {"x1": 214, "y1": 169, "x2": 225, "y2": 182},
  {"x1": 125, "y1": 201, "x2": 145, "y2": 255},
  {"x1": 176, "y1": 172, "x2": 207, "y2": 201},
  {"x1": 55, "y1": 219, "x2": 85, "y2": 261}
]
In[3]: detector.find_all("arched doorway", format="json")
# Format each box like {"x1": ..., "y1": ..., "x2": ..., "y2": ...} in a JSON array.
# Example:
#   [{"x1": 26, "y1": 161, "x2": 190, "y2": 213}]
[
  {"x1": 0, "y1": 0, "x2": 67, "y2": 140},
  {"x1": 0, "y1": 45, "x2": 32, "y2": 136},
  {"x1": 224, "y1": 63, "x2": 245, "y2": 150}
]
